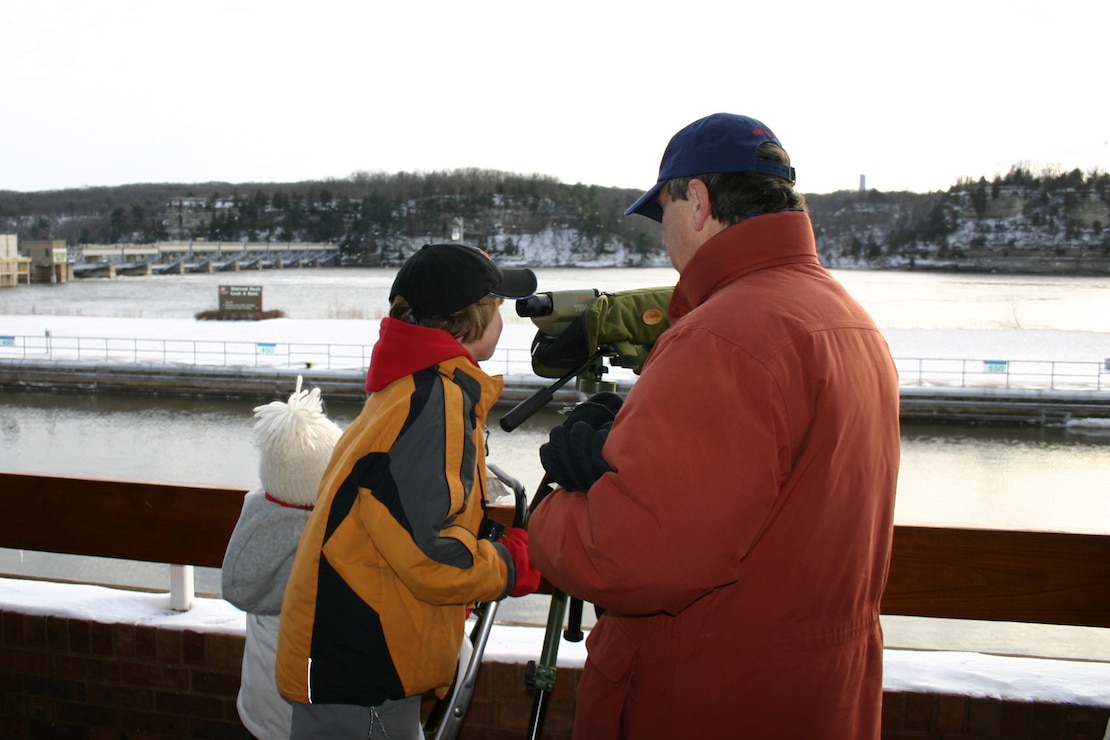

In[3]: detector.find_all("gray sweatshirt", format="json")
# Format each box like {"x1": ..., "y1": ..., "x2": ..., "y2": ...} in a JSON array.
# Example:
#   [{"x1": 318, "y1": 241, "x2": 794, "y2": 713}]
[{"x1": 221, "y1": 487, "x2": 311, "y2": 739}]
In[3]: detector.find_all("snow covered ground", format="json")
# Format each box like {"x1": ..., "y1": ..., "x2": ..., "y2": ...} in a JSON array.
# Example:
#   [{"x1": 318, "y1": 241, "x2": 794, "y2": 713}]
[{"x1": 3, "y1": 314, "x2": 1109, "y2": 360}]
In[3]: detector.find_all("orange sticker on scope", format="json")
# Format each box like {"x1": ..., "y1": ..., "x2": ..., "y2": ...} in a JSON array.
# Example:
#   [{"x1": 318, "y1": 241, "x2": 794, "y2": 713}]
[{"x1": 641, "y1": 309, "x2": 664, "y2": 325}]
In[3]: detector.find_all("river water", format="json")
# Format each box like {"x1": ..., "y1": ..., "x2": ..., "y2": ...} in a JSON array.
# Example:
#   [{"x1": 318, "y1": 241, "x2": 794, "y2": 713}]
[
  {"x1": 2, "y1": 266, "x2": 1109, "y2": 659},
  {"x1": 3, "y1": 265, "x2": 1110, "y2": 331}
]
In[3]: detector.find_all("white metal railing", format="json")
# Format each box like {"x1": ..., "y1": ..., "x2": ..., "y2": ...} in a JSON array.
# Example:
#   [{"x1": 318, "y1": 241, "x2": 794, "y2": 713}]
[
  {"x1": 0, "y1": 333, "x2": 376, "y2": 370},
  {"x1": 893, "y1": 357, "x2": 1109, "y2": 392},
  {"x1": 0, "y1": 332, "x2": 539, "y2": 377},
  {"x1": 1, "y1": 333, "x2": 1108, "y2": 392}
]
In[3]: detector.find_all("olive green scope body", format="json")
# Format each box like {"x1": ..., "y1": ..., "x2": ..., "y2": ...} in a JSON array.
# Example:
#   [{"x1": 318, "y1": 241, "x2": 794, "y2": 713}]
[
  {"x1": 515, "y1": 287, "x2": 674, "y2": 379},
  {"x1": 515, "y1": 288, "x2": 600, "y2": 337}
]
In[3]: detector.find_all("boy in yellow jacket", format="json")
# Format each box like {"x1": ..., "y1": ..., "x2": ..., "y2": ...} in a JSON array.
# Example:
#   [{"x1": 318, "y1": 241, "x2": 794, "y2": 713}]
[{"x1": 277, "y1": 244, "x2": 541, "y2": 739}]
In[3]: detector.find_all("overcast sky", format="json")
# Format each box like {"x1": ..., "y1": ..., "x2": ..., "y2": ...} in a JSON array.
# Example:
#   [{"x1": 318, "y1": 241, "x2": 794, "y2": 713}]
[{"x1": 3, "y1": 0, "x2": 1107, "y2": 196}]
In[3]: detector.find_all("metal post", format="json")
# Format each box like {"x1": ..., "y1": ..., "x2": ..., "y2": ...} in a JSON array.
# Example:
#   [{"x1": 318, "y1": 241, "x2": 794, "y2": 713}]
[{"x1": 169, "y1": 564, "x2": 195, "y2": 611}]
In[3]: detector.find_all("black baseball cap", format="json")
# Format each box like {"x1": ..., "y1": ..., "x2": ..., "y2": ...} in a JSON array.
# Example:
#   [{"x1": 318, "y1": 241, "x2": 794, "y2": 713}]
[{"x1": 389, "y1": 243, "x2": 537, "y2": 318}]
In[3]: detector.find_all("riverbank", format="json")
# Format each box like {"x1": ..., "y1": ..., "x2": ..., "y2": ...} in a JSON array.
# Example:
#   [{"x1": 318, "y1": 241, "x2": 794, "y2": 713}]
[
  {"x1": 3, "y1": 313, "x2": 1109, "y2": 426},
  {"x1": 0, "y1": 358, "x2": 598, "y2": 407},
  {"x1": 4, "y1": 358, "x2": 1110, "y2": 428}
]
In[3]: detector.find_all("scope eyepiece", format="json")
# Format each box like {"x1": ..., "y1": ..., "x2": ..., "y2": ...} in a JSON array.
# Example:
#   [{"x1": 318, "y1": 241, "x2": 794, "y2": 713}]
[{"x1": 516, "y1": 293, "x2": 554, "y2": 318}]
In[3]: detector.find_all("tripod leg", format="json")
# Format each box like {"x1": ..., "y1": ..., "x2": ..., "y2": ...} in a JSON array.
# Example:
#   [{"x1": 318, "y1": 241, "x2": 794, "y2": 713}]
[
  {"x1": 525, "y1": 589, "x2": 570, "y2": 740},
  {"x1": 426, "y1": 466, "x2": 526, "y2": 739},
  {"x1": 425, "y1": 599, "x2": 499, "y2": 740},
  {"x1": 564, "y1": 597, "x2": 585, "y2": 642}
]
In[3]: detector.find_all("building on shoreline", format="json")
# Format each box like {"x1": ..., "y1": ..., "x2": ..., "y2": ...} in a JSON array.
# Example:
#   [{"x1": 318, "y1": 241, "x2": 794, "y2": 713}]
[{"x1": 0, "y1": 234, "x2": 32, "y2": 287}]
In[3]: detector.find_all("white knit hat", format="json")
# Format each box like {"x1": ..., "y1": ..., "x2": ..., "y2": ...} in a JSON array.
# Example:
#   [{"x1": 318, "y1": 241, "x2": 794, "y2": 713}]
[{"x1": 254, "y1": 376, "x2": 342, "y2": 507}]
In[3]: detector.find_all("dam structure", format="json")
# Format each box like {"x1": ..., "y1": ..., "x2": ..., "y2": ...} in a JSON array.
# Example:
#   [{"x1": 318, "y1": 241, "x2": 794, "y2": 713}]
[{"x1": 71, "y1": 241, "x2": 341, "y2": 278}]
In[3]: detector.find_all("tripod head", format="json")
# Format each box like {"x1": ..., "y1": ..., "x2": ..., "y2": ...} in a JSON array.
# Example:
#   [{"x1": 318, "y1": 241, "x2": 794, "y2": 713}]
[{"x1": 500, "y1": 286, "x2": 673, "y2": 431}]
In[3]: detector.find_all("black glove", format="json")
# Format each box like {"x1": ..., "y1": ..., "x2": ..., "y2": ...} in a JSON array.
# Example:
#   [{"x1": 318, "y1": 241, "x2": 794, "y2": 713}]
[
  {"x1": 562, "y1": 392, "x2": 623, "y2": 430},
  {"x1": 539, "y1": 420, "x2": 613, "y2": 493}
]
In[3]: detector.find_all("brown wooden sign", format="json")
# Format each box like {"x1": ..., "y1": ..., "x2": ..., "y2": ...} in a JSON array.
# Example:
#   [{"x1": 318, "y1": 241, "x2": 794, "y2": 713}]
[{"x1": 218, "y1": 284, "x2": 262, "y2": 312}]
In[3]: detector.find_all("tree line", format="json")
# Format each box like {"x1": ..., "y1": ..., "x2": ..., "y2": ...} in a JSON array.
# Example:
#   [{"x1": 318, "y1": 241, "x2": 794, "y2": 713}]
[
  {"x1": 2, "y1": 165, "x2": 1108, "y2": 272},
  {"x1": 0, "y1": 169, "x2": 659, "y2": 264}
]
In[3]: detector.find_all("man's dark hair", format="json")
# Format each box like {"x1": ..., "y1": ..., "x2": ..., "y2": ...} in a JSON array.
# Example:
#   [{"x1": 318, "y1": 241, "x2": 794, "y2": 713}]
[{"x1": 665, "y1": 142, "x2": 807, "y2": 224}]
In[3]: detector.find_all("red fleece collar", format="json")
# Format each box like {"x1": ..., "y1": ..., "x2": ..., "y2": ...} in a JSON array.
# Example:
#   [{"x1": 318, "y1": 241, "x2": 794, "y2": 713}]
[{"x1": 364, "y1": 318, "x2": 476, "y2": 392}]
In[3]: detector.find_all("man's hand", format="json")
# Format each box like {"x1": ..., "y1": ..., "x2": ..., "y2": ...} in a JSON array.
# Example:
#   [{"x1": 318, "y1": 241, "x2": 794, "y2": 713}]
[
  {"x1": 561, "y1": 391, "x2": 622, "y2": 430},
  {"x1": 531, "y1": 392, "x2": 622, "y2": 512},
  {"x1": 539, "y1": 420, "x2": 613, "y2": 493}
]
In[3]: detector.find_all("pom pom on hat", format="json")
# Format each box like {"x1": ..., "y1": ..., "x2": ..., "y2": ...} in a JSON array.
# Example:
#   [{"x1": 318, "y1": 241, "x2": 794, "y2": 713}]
[{"x1": 253, "y1": 376, "x2": 342, "y2": 508}]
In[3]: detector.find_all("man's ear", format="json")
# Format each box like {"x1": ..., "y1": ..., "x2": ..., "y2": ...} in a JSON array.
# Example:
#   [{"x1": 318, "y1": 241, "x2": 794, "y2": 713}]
[{"x1": 688, "y1": 178, "x2": 713, "y2": 231}]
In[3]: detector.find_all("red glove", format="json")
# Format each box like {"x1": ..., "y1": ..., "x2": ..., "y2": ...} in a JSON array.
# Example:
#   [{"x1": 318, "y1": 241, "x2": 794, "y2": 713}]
[{"x1": 499, "y1": 528, "x2": 541, "y2": 598}]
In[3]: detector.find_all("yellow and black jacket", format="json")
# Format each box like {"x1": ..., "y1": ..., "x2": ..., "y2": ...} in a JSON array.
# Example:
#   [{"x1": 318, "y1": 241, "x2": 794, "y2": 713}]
[{"x1": 276, "y1": 318, "x2": 511, "y2": 706}]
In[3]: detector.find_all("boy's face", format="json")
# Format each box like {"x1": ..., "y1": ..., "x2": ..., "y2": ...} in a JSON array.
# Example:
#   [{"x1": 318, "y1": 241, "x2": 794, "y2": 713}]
[{"x1": 464, "y1": 309, "x2": 503, "y2": 363}]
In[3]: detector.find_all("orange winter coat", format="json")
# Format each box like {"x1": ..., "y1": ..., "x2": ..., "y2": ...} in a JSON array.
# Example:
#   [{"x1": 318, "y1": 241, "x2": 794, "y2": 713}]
[
  {"x1": 276, "y1": 320, "x2": 511, "y2": 708},
  {"x1": 528, "y1": 210, "x2": 901, "y2": 739}
]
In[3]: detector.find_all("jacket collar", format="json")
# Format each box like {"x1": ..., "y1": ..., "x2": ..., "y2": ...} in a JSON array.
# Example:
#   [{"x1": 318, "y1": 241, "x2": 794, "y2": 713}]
[
  {"x1": 364, "y1": 318, "x2": 504, "y2": 417},
  {"x1": 365, "y1": 317, "x2": 477, "y2": 392},
  {"x1": 669, "y1": 210, "x2": 818, "y2": 322}
]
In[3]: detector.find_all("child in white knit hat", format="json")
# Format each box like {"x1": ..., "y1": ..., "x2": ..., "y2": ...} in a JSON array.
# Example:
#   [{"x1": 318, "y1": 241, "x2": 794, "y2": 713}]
[{"x1": 221, "y1": 376, "x2": 342, "y2": 740}]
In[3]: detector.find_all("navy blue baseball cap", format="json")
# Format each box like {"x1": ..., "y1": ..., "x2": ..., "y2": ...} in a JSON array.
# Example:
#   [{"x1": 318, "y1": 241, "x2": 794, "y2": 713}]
[
  {"x1": 390, "y1": 243, "x2": 537, "y2": 319},
  {"x1": 624, "y1": 113, "x2": 796, "y2": 222}
]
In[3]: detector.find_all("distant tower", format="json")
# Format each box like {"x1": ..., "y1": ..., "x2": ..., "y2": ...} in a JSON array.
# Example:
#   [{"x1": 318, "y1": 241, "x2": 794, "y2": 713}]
[{"x1": 860, "y1": 175, "x2": 866, "y2": 192}]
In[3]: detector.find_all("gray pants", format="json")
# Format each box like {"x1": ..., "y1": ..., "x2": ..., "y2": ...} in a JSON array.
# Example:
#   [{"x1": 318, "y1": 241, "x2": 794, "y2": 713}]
[{"x1": 289, "y1": 696, "x2": 422, "y2": 739}]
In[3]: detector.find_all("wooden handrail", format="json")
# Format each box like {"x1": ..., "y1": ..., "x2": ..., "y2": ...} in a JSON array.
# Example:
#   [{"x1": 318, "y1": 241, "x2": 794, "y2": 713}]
[
  {"x1": 883, "y1": 526, "x2": 1110, "y2": 628},
  {"x1": 0, "y1": 473, "x2": 243, "y2": 569},
  {"x1": 1, "y1": 473, "x2": 1108, "y2": 628}
]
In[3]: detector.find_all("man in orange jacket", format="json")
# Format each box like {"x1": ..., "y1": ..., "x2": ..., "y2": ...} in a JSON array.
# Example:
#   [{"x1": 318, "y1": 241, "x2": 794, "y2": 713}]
[{"x1": 528, "y1": 113, "x2": 901, "y2": 738}]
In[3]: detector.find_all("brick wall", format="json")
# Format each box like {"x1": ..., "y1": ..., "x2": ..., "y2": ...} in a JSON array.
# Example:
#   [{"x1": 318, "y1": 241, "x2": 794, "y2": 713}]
[
  {"x1": 0, "y1": 610, "x2": 244, "y2": 739},
  {"x1": 1, "y1": 608, "x2": 1106, "y2": 739},
  {"x1": 882, "y1": 692, "x2": 1109, "y2": 739}
]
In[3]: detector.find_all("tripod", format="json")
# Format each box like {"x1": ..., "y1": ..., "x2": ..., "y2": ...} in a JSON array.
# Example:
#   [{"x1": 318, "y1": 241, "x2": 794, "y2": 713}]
[
  {"x1": 501, "y1": 353, "x2": 616, "y2": 740},
  {"x1": 522, "y1": 510, "x2": 592, "y2": 738},
  {"x1": 431, "y1": 286, "x2": 671, "y2": 738}
]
